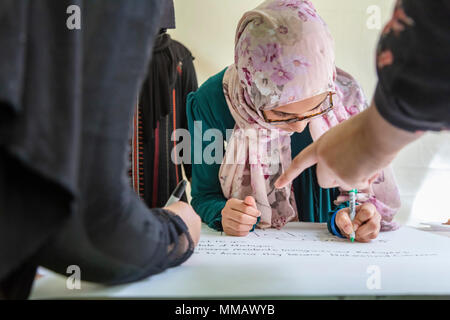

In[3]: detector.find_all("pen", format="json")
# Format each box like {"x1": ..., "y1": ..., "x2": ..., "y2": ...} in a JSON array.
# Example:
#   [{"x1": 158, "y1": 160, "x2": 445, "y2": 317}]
[
  {"x1": 349, "y1": 189, "x2": 357, "y2": 243},
  {"x1": 164, "y1": 180, "x2": 187, "y2": 207}
]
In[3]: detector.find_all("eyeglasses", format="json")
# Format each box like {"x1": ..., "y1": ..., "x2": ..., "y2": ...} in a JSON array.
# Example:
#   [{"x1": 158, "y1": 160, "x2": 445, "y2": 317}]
[{"x1": 263, "y1": 92, "x2": 334, "y2": 125}]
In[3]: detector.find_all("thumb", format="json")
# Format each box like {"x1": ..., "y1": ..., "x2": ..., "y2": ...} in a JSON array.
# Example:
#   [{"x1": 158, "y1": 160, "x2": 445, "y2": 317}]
[
  {"x1": 335, "y1": 208, "x2": 354, "y2": 235},
  {"x1": 275, "y1": 143, "x2": 318, "y2": 188},
  {"x1": 244, "y1": 196, "x2": 257, "y2": 209}
]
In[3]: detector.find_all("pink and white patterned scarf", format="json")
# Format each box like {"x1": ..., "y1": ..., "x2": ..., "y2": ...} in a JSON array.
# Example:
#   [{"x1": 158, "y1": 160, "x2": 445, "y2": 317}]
[{"x1": 219, "y1": 0, "x2": 387, "y2": 229}]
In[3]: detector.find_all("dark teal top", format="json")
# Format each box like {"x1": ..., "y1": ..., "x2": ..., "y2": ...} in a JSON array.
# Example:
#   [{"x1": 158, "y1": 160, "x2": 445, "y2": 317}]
[{"x1": 187, "y1": 68, "x2": 344, "y2": 233}]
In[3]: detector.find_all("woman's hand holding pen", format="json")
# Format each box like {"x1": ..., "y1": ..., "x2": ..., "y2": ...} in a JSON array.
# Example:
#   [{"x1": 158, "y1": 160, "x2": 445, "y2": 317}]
[
  {"x1": 164, "y1": 201, "x2": 201, "y2": 246},
  {"x1": 335, "y1": 202, "x2": 381, "y2": 242},
  {"x1": 222, "y1": 196, "x2": 261, "y2": 237}
]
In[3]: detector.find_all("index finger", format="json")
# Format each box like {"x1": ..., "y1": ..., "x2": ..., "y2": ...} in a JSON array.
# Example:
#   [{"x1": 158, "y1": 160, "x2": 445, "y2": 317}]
[{"x1": 275, "y1": 143, "x2": 318, "y2": 188}]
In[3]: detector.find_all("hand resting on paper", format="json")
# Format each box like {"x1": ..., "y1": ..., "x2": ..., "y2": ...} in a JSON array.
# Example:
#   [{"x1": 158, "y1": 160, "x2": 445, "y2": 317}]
[
  {"x1": 335, "y1": 202, "x2": 381, "y2": 243},
  {"x1": 222, "y1": 196, "x2": 261, "y2": 237}
]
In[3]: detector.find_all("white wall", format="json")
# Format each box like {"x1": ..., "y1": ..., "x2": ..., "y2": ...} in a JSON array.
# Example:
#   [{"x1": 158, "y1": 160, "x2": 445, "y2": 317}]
[
  {"x1": 171, "y1": 0, "x2": 450, "y2": 226},
  {"x1": 169, "y1": 0, "x2": 395, "y2": 96},
  {"x1": 391, "y1": 132, "x2": 450, "y2": 226}
]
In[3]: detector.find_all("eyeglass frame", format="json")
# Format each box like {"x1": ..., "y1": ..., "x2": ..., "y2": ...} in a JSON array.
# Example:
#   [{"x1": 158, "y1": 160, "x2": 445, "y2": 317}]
[{"x1": 262, "y1": 92, "x2": 335, "y2": 125}]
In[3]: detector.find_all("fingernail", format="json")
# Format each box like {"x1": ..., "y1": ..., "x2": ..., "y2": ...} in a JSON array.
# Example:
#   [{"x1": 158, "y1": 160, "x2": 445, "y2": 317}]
[{"x1": 352, "y1": 223, "x2": 359, "y2": 231}]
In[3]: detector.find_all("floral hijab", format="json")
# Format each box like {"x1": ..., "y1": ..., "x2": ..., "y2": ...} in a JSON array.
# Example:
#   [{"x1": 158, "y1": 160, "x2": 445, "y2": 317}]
[{"x1": 219, "y1": 0, "x2": 367, "y2": 229}]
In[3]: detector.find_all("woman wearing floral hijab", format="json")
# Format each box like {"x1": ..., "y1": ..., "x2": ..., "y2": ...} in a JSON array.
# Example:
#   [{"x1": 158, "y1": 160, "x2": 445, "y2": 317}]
[{"x1": 187, "y1": 0, "x2": 401, "y2": 241}]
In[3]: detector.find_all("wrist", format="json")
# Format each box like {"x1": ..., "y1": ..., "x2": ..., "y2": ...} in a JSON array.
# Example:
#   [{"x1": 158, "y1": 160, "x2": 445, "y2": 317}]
[{"x1": 330, "y1": 210, "x2": 346, "y2": 239}]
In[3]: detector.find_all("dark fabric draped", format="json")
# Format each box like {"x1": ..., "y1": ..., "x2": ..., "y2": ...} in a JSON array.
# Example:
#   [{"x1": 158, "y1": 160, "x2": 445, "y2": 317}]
[
  {"x1": 0, "y1": 0, "x2": 194, "y2": 299},
  {"x1": 142, "y1": 33, "x2": 179, "y2": 131},
  {"x1": 131, "y1": 33, "x2": 198, "y2": 208},
  {"x1": 160, "y1": 0, "x2": 176, "y2": 29}
]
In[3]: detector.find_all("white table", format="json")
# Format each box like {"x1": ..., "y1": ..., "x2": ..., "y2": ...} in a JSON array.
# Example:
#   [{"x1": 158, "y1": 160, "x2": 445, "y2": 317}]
[{"x1": 30, "y1": 222, "x2": 450, "y2": 300}]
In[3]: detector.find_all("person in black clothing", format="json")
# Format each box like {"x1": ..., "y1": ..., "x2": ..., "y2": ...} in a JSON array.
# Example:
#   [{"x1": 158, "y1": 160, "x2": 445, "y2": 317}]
[
  {"x1": 0, "y1": 0, "x2": 200, "y2": 300},
  {"x1": 276, "y1": 0, "x2": 450, "y2": 192},
  {"x1": 130, "y1": 26, "x2": 198, "y2": 208}
]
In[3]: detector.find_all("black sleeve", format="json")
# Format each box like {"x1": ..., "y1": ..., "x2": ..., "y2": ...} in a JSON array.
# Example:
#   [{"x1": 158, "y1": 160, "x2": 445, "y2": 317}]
[
  {"x1": 374, "y1": 0, "x2": 450, "y2": 132},
  {"x1": 33, "y1": 196, "x2": 195, "y2": 286},
  {"x1": 0, "y1": 0, "x2": 195, "y2": 297}
]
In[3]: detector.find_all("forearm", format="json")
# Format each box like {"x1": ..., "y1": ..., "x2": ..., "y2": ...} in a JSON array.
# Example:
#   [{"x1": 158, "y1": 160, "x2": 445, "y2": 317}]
[
  {"x1": 356, "y1": 102, "x2": 423, "y2": 172},
  {"x1": 191, "y1": 193, "x2": 227, "y2": 231}
]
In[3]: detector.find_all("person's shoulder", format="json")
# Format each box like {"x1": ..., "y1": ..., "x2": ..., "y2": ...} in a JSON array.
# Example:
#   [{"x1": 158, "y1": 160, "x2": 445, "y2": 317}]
[
  {"x1": 310, "y1": 67, "x2": 369, "y2": 139},
  {"x1": 187, "y1": 68, "x2": 233, "y2": 127},
  {"x1": 189, "y1": 68, "x2": 228, "y2": 108},
  {"x1": 198, "y1": 68, "x2": 228, "y2": 97},
  {"x1": 335, "y1": 68, "x2": 365, "y2": 97},
  {"x1": 335, "y1": 67, "x2": 368, "y2": 114}
]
